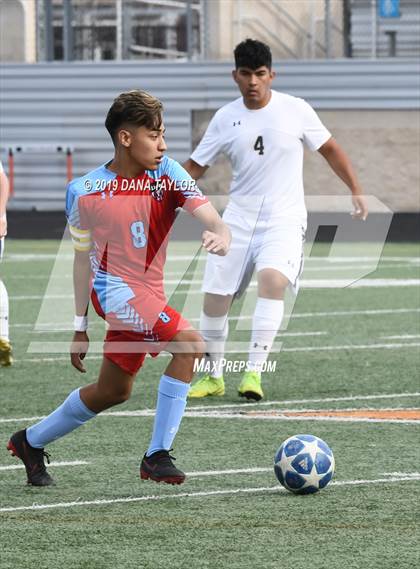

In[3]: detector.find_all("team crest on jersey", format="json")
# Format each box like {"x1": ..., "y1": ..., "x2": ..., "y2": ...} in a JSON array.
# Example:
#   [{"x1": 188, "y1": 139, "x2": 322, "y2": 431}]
[{"x1": 149, "y1": 180, "x2": 164, "y2": 201}]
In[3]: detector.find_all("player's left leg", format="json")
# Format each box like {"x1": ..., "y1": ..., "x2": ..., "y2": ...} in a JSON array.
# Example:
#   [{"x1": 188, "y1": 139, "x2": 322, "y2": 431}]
[
  {"x1": 238, "y1": 269, "x2": 288, "y2": 401},
  {"x1": 7, "y1": 358, "x2": 136, "y2": 486},
  {"x1": 0, "y1": 237, "x2": 13, "y2": 366}
]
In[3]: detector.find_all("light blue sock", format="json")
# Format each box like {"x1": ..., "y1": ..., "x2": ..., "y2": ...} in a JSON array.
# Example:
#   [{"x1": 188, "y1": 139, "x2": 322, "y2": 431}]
[
  {"x1": 26, "y1": 388, "x2": 96, "y2": 449},
  {"x1": 146, "y1": 374, "x2": 190, "y2": 457}
]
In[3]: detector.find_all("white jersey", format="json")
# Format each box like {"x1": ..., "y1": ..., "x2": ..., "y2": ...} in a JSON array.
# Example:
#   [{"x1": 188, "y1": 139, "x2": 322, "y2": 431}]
[{"x1": 191, "y1": 90, "x2": 331, "y2": 221}]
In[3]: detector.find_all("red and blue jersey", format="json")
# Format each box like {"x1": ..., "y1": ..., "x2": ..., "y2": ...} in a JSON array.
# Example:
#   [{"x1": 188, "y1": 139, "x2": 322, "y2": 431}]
[{"x1": 65, "y1": 156, "x2": 208, "y2": 315}]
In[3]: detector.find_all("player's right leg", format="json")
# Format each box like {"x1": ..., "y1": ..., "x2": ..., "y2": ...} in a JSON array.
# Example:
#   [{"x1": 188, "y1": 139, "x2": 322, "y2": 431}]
[
  {"x1": 7, "y1": 357, "x2": 136, "y2": 486},
  {"x1": 190, "y1": 208, "x2": 251, "y2": 398}
]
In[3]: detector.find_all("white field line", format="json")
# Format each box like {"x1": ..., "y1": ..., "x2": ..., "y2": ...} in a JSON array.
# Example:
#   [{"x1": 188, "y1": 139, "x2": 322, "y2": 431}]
[
  {"x1": 31, "y1": 331, "x2": 326, "y2": 338},
  {"x1": 9, "y1": 307, "x2": 420, "y2": 330},
  {"x1": 0, "y1": 415, "x2": 48, "y2": 424},
  {"x1": 4, "y1": 254, "x2": 420, "y2": 263},
  {"x1": 10, "y1": 322, "x2": 108, "y2": 329},
  {"x1": 2, "y1": 254, "x2": 74, "y2": 261},
  {"x1": 382, "y1": 472, "x2": 420, "y2": 477},
  {"x1": 1, "y1": 395, "x2": 420, "y2": 425},
  {"x1": 10, "y1": 295, "x2": 73, "y2": 300},
  {"x1": 9, "y1": 322, "x2": 327, "y2": 339},
  {"x1": 163, "y1": 274, "x2": 420, "y2": 285},
  {"x1": 311, "y1": 257, "x2": 420, "y2": 263},
  {"x1": 188, "y1": 468, "x2": 420, "y2": 478},
  {"x1": 103, "y1": 405, "x2": 420, "y2": 419},
  {"x1": 381, "y1": 334, "x2": 420, "y2": 340},
  {"x1": 17, "y1": 341, "x2": 420, "y2": 363},
  {"x1": 1, "y1": 462, "x2": 418, "y2": 482},
  {"x1": 5, "y1": 262, "x2": 420, "y2": 282},
  {"x1": 0, "y1": 460, "x2": 90, "y2": 471},
  {"x1": 105, "y1": 406, "x2": 420, "y2": 424},
  {"x1": 0, "y1": 475, "x2": 419, "y2": 514},
  {"x1": 188, "y1": 392, "x2": 420, "y2": 411},
  {"x1": 162, "y1": 261, "x2": 420, "y2": 283},
  {"x1": 183, "y1": 411, "x2": 420, "y2": 424},
  {"x1": 19, "y1": 356, "x2": 104, "y2": 363},
  {"x1": 170, "y1": 280, "x2": 420, "y2": 295},
  {"x1": 8, "y1": 279, "x2": 420, "y2": 301},
  {"x1": 8, "y1": 271, "x2": 205, "y2": 280},
  {"x1": 0, "y1": 463, "x2": 418, "y2": 481},
  {"x1": 192, "y1": 406, "x2": 420, "y2": 413},
  {"x1": 186, "y1": 262, "x2": 420, "y2": 272},
  {"x1": 290, "y1": 307, "x2": 420, "y2": 319},
  {"x1": 188, "y1": 467, "x2": 420, "y2": 478},
  {"x1": 280, "y1": 342, "x2": 420, "y2": 352},
  {"x1": 167, "y1": 262, "x2": 417, "y2": 273},
  {"x1": 7, "y1": 409, "x2": 417, "y2": 425},
  {"x1": 186, "y1": 467, "x2": 271, "y2": 477}
]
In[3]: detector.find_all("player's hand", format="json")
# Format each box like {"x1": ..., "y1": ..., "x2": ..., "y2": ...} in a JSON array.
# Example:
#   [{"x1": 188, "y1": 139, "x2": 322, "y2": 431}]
[
  {"x1": 202, "y1": 230, "x2": 230, "y2": 256},
  {"x1": 70, "y1": 331, "x2": 89, "y2": 373},
  {"x1": 351, "y1": 194, "x2": 368, "y2": 221},
  {"x1": 0, "y1": 217, "x2": 7, "y2": 238}
]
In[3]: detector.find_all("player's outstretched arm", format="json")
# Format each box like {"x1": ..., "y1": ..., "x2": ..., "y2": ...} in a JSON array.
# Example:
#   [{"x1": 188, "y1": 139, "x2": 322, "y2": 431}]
[
  {"x1": 318, "y1": 137, "x2": 368, "y2": 221},
  {"x1": 182, "y1": 159, "x2": 209, "y2": 181},
  {"x1": 192, "y1": 202, "x2": 231, "y2": 256},
  {"x1": 71, "y1": 249, "x2": 91, "y2": 373},
  {"x1": 0, "y1": 168, "x2": 10, "y2": 238}
]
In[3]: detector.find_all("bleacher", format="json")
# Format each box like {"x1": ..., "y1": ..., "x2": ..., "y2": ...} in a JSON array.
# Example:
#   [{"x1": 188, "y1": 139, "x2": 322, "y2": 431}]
[{"x1": 350, "y1": 0, "x2": 420, "y2": 58}]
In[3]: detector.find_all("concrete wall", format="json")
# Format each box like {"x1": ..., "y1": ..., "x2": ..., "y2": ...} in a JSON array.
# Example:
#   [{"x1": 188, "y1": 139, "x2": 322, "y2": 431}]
[
  {"x1": 207, "y1": 0, "x2": 345, "y2": 60},
  {"x1": 0, "y1": 0, "x2": 25, "y2": 62},
  {"x1": 192, "y1": 109, "x2": 420, "y2": 212}
]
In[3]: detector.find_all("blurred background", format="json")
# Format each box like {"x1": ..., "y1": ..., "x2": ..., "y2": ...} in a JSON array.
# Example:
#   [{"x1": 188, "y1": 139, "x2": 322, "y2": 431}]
[{"x1": 0, "y1": 0, "x2": 419, "y2": 239}]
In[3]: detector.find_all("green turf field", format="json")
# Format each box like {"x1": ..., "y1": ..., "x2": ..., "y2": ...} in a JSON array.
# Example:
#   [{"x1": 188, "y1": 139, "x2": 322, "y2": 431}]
[{"x1": 0, "y1": 240, "x2": 419, "y2": 569}]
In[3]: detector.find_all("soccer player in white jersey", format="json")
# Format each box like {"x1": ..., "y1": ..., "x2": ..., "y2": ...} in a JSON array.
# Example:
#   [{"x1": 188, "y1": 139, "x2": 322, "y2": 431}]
[
  {"x1": 0, "y1": 159, "x2": 12, "y2": 366},
  {"x1": 183, "y1": 39, "x2": 368, "y2": 400}
]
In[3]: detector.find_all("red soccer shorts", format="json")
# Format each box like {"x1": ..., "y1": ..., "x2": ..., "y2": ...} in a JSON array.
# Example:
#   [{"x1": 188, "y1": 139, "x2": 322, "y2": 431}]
[{"x1": 91, "y1": 287, "x2": 191, "y2": 375}]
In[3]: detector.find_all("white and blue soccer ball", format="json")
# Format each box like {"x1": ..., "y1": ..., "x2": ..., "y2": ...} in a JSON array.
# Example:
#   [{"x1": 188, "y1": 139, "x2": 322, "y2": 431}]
[{"x1": 274, "y1": 434, "x2": 335, "y2": 494}]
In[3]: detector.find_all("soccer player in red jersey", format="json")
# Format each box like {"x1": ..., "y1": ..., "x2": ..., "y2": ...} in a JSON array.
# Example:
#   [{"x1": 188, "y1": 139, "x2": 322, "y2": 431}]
[{"x1": 7, "y1": 90, "x2": 231, "y2": 486}]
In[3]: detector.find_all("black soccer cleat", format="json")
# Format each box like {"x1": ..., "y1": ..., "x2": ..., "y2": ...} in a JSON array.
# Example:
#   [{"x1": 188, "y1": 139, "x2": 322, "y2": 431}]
[
  {"x1": 7, "y1": 429, "x2": 55, "y2": 486},
  {"x1": 140, "y1": 450, "x2": 186, "y2": 485}
]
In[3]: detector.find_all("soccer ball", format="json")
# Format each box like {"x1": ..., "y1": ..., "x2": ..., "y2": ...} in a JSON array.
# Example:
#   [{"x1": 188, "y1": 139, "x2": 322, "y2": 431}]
[{"x1": 274, "y1": 434, "x2": 335, "y2": 494}]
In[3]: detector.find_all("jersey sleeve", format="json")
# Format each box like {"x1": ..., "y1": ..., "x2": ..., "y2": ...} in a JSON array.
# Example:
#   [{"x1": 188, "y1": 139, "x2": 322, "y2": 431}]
[
  {"x1": 190, "y1": 112, "x2": 223, "y2": 167},
  {"x1": 165, "y1": 158, "x2": 208, "y2": 214},
  {"x1": 65, "y1": 183, "x2": 93, "y2": 252},
  {"x1": 300, "y1": 100, "x2": 331, "y2": 151}
]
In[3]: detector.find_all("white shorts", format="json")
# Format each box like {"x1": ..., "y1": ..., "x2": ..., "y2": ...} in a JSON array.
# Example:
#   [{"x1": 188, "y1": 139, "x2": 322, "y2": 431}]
[
  {"x1": 0, "y1": 237, "x2": 4, "y2": 262},
  {"x1": 202, "y1": 209, "x2": 306, "y2": 297}
]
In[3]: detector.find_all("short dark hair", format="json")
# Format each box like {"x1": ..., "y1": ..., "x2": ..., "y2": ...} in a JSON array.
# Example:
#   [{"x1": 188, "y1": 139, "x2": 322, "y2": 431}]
[
  {"x1": 234, "y1": 38, "x2": 272, "y2": 70},
  {"x1": 105, "y1": 90, "x2": 163, "y2": 144}
]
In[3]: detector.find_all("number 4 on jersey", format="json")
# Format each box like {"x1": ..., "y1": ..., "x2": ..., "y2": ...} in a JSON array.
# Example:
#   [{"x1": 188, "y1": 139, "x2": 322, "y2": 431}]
[{"x1": 254, "y1": 136, "x2": 264, "y2": 155}]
